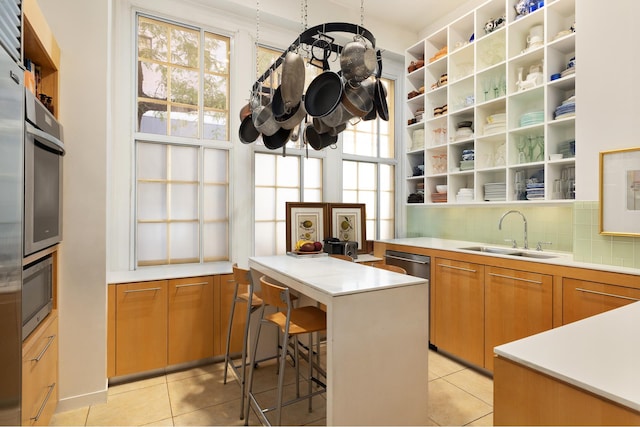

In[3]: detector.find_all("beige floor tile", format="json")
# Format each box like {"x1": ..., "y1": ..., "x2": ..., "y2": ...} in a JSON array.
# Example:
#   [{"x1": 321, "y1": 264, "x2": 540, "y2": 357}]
[
  {"x1": 466, "y1": 412, "x2": 494, "y2": 426},
  {"x1": 444, "y1": 368, "x2": 494, "y2": 405},
  {"x1": 428, "y1": 350, "x2": 467, "y2": 378},
  {"x1": 142, "y1": 417, "x2": 174, "y2": 426},
  {"x1": 250, "y1": 381, "x2": 326, "y2": 426},
  {"x1": 108, "y1": 374, "x2": 167, "y2": 396},
  {"x1": 428, "y1": 378, "x2": 492, "y2": 427},
  {"x1": 166, "y1": 361, "x2": 224, "y2": 383},
  {"x1": 167, "y1": 369, "x2": 242, "y2": 416},
  {"x1": 50, "y1": 406, "x2": 89, "y2": 426},
  {"x1": 86, "y1": 383, "x2": 172, "y2": 426},
  {"x1": 173, "y1": 399, "x2": 262, "y2": 426},
  {"x1": 245, "y1": 357, "x2": 305, "y2": 394}
]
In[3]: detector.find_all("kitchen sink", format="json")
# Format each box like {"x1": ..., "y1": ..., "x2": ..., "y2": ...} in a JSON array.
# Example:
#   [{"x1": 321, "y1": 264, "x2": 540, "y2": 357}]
[{"x1": 459, "y1": 246, "x2": 559, "y2": 259}]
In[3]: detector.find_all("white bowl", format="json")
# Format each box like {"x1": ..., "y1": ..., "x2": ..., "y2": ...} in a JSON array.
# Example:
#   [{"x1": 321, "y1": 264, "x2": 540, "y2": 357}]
[
  {"x1": 549, "y1": 154, "x2": 563, "y2": 161},
  {"x1": 436, "y1": 185, "x2": 448, "y2": 193}
]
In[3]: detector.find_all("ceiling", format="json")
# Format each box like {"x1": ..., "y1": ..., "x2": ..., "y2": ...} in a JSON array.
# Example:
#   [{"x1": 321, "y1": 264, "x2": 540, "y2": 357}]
[{"x1": 328, "y1": 0, "x2": 473, "y2": 33}]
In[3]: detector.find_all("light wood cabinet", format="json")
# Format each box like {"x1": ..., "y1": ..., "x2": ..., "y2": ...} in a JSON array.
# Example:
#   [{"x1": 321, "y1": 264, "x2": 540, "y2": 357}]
[
  {"x1": 484, "y1": 266, "x2": 552, "y2": 371},
  {"x1": 114, "y1": 280, "x2": 168, "y2": 376},
  {"x1": 433, "y1": 258, "x2": 485, "y2": 367},
  {"x1": 22, "y1": 312, "x2": 58, "y2": 426},
  {"x1": 562, "y1": 278, "x2": 640, "y2": 325},
  {"x1": 168, "y1": 276, "x2": 214, "y2": 365}
]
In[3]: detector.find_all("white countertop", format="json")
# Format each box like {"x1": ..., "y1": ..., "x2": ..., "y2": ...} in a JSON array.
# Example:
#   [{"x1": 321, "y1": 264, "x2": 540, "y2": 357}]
[
  {"x1": 494, "y1": 301, "x2": 640, "y2": 412},
  {"x1": 249, "y1": 254, "x2": 426, "y2": 297},
  {"x1": 107, "y1": 262, "x2": 234, "y2": 284},
  {"x1": 377, "y1": 237, "x2": 640, "y2": 276}
]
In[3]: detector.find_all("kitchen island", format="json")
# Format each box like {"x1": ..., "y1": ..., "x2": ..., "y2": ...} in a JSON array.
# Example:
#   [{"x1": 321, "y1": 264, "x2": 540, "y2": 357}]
[{"x1": 249, "y1": 254, "x2": 429, "y2": 426}]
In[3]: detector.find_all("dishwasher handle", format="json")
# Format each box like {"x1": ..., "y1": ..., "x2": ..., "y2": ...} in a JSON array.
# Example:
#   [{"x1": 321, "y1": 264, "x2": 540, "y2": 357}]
[{"x1": 384, "y1": 254, "x2": 430, "y2": 265}]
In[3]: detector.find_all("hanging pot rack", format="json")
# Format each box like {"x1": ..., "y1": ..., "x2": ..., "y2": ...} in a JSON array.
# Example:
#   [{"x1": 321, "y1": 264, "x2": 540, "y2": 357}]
[{"x1": 252, "y1": 22, "x2": 379, "y2": 93}]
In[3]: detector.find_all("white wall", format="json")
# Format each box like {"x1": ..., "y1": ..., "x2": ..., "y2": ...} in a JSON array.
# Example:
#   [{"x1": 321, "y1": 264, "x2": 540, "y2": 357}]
[{"x1": 37, "y1": 0, "x2": 111, "y2": 410}]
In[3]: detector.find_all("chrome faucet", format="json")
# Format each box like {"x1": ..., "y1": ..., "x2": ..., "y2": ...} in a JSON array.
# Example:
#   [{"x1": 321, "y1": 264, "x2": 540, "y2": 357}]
[{"x1": 498, "y1": 210, "x2": 528, "y2": 249}]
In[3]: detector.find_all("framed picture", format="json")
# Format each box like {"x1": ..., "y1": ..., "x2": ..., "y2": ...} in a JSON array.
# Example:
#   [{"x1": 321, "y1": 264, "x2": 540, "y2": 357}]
[
  {"x1": 599, "y1": 147, "x2": 640, "y2": 236},
  {"x1": 328, "y1": 203, "x2": 366, "y2": 252},
  {"x1": 285, "y1": 202, "x2": 329, "y2": 252}
]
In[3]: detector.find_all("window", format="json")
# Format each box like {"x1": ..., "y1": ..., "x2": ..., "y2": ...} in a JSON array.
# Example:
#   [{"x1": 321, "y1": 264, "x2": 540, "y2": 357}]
[
  {"x1": 134, "y1": 14, "x2": 230, "y2": 267},
  {"x1": 137, "y1": 15, "x2": 230, "y2": 140},
  {"x1": 342, "y1": 78, "x2": 396, "y2": 240}
]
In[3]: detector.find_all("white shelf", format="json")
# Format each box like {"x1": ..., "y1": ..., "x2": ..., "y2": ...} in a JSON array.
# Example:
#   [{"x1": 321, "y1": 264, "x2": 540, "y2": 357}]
[{"x1": 403, "y1": 0, "x2": 576, "y2": 205}]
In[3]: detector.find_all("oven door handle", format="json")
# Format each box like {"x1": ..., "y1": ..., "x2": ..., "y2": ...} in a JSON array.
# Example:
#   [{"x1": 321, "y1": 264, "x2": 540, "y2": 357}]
[{"x1": 26, "y1": 122, "x2": 65, "y2": 155}]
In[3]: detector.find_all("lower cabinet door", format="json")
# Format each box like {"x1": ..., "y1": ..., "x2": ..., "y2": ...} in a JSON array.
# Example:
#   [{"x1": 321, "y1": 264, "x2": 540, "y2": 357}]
[
  {"x1": 433, "y1": 258, "x2": 485, "y2": 367},
  {"x1": 115, "y1": 280, "x2": 168, "y2": 376},
  {"x1": 563, "y1": 278, "x2": 640, "y2": 325},
  {"x1": 168, "y1": 276, "x2": 214, "y2": 365},
  {"x1": 484, "y1": 266, "x2": 553, "y2": 372}
]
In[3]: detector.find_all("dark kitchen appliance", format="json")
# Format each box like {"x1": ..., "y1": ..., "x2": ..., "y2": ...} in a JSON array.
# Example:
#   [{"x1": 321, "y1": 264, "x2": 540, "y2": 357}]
[
  {"x1": 384, "y1": 250, "x2": 433, "y2": 347},
  {"x1": 23, "y1": 88, "x2": 65, "y2": 256},
  {"x1": 323, "y1": 238, "x2": 358, "y2": 259},
  {"x1": 22, "y1": 255, "x2": 53, "y2": 340}
]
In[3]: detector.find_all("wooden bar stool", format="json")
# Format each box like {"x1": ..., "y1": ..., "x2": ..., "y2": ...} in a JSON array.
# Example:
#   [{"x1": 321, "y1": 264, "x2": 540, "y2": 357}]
[
  {"x1": 223, "y1": 264, "x2": 263, "y2": 420},
  {"x1": 375, "y1": 263, "x2": 407, "y2": 274},
  {"x1": 245, "y1": 275, "x2": 327, "y2": 426}
]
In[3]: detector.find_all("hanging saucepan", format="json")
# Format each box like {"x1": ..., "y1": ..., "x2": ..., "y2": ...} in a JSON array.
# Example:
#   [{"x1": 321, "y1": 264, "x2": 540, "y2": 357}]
[
  {"x1": 304, "y1": 70, "x2": 343, "y2": 119},
  {"x1": 262, "y1": 126, "x2": 291, "y2": 150},
  {"x1": 275, "y1": 100, "x2": 307, "y2": 130},
  {"x1": 239, "y1": 113, "x2": 260, "y2": 144},
  {"x1": 312, "y1": 117, "x2": 345, "y2": 136},
  {"x1": 239, "y1": 103, "x2": 251, "y2": 121},
  {"x1": 253, "y1": 102, "x2": 281, "y2": 136},
  {"x1": 304, "y1": 123, "x2": 337, "y2": 151},
  {"x1": 340, "y1": 36, "x2": 377, "y2": 85},
  {"x1": 372, "y1": 50, "x2": 389, "y2": 121},
  {"x1": 318, "y1": 100, "x2": 354, "y2": 128},
  {"x1": 341, "y1": 79, "x2": 374, "y2": 118},
  {"x1": 280, "y1": 51, "x2": 305, "y2": 112},
  {"x1": 271, "y1": 85, "x2": 286, "y2": 118}
]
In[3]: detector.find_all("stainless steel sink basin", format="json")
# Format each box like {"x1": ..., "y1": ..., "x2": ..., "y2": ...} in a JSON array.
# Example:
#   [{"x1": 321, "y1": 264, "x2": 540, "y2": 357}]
[{"x1": 459, "y1": 246, "x2": 559, "y2": 259}]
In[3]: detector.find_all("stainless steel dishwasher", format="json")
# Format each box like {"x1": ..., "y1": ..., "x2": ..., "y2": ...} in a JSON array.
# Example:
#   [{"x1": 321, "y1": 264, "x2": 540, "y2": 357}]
[{"x1": 384, "y1": 250, "x2": 433, "y2": 347}]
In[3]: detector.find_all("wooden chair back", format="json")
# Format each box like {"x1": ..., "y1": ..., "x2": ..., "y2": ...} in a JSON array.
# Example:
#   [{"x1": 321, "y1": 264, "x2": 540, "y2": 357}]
[
  {"x1": 259, "y1": 276, "x2": 291, "y2": 311},
  {"x1": 375, "y1": 263, "x2": 407, "y2": 274},
  {"x1": 232, "y1": 263, "x2": 251, "y2": 292},
  {"x1": 329, "y1": 254, "x2": 353, "y2": 261}
]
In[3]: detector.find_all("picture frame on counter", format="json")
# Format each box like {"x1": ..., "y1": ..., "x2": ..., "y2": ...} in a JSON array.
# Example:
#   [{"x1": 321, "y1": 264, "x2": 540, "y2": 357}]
[
  {"x1": 328, "y1": 203, "x2": 366, "y2": 252},
  {"x1": 285, "y1": 202, "x2": 329, "y2": 252},
  {"x1": 599, "y1": 147, "x2": 640, "y2": 236}
]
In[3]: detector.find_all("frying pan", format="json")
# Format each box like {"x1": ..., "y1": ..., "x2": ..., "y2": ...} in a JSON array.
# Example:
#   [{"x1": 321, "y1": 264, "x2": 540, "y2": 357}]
[
  {"x1": 304, "y1": 71, "x2": 343, "y2": 118},
  {"x1": 262, "y1": 127, "x2": 292, "y2": 150},
  {"x1": 372, "y1": 51, "x2": 389, "y2": 121},
  {"x1": 239, "y1": 114, "x2": 260, "y2": 144},
  {"x1": 280, "y1": 51, "x2": 305, "y2": 111}
]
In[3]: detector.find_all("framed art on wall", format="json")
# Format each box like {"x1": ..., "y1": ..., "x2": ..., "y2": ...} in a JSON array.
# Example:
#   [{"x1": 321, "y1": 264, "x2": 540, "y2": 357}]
[
  {"x1": 328, "y1": 203, "x2": 366, "y2": 252},
  {"x1": 599, "y1": 147, "x2": 640, "y2": 236},
  {"x1": 285, "y1": 202, "x2": 329, "y2": 252}
]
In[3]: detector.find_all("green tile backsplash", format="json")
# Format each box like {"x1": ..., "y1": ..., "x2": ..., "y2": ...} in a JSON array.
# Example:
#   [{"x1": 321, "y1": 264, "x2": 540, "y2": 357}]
[{"x1": 407, "y1": 201, "x2": 640, "y2": 269}]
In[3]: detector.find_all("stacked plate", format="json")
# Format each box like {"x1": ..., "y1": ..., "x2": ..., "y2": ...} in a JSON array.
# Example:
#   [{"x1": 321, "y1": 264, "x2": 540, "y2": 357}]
[
  {"x1": 456, "y1": 188, "x2": 474, "y2": 202},
  {"x1": 557, "y1": 139, "x2": 575, "y2": 158},
  {"x1": 484, "y1": 182, "x2": 506, "y2": 201},
  {"x1": 484, "y1": 113, "x2": 506, "y2": 135},
  {"x1": 519, "y1": 110, "x2": 544, "y2": 127},
  {"x1": 554, "y1": 95, "x2": 575, "y2": 119},
  {"x1": 525, "y1": 182, "x2": 545, "y2": 200}
]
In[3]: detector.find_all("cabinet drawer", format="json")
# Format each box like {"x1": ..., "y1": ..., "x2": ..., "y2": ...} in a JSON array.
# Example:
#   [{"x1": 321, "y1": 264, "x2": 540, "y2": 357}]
[
  {"x1": 563, "y1": 278, "x2": 640, "y2": 325},
  {"x1": 22, "y1": 314, "x2": 58, "y2": 426}
]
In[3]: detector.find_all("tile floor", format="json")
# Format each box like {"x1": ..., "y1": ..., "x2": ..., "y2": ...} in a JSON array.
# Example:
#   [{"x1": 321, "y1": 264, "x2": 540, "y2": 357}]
[{"x1": 50, "y1": 350, "x2": 494, "y2": 426}]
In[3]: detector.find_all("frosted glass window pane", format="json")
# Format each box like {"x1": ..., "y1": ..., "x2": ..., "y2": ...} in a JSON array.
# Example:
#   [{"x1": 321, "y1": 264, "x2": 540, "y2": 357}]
[
  {"x1": 379, "y1": 134, "x2": 392, "y2": 158},
  {"x1": 138, "y1": 143, "x2": 167, "y2": 179},
  {"x1": 137, "y1": 223, "x2": 167, "y2": 262},
  {"x1": 204, "y1": 149, "x2": 228, "y2": 182},
  {"x1": 276, "y1": 156, "x2": 300, "y2": 187},
  {"x1": 366, "y1": 220, "x2": 375, "y2": 241},
  {"x1": 304, "y1": 189, "x2": 322, "y2": 202},
  {"x1": 170, "y1": 222, "x2": 199, "y2": 261},
  {"x1": 170, "y1": 184, "x2": 198, "y2": 219},
  {"x1": 303, "y1": 158, "x2": 322, "y2": 188},
  {"x1": 255, "y1": 187, "x2": 276, "y2": 221},
  {"x1": 255, "y1": 153, "x2": 276, "y2": 186},
  {"x1": 276, "y1": 188, "x2": 299, "y2": 221},
  {"x1": 276, "y1": 221, "x2": 286, "y2": 255},
  {"x1": 380, "y1": 191, "x2": 394, "y2": 218},
  {"x1": 358, "y1": 163, "x2": 376, "y2": 190},
  {"x1": 343, "y1": 190, "x2": 358, "y2": 203},
  {"x1": 343, "y1": 161, "x2": 357, "y2": 190},
  {"x1": 342, "y1": 132, "x2": 355, "y2": 154},
  {"x1": 380, "y1": 164, "x2": 394, "y2": 191},
  {"x1": 379, "y1": 219, "x2": 394, "y2": 240},
  {"x1": 254, "y1": 222, "x2": 276, "y2": 256},
  {"x1": 138, "y1": 183, "x2": 167, "y2": 220},
  {"x1": 203, "y1": 185, "x2": 228, "y2": 220},
  {"x1": 171, "y1": 145, "x2": 198, "y2": 181},
  {"x1": 203, "y1": 222, "x2": 228, "y2": 260}
]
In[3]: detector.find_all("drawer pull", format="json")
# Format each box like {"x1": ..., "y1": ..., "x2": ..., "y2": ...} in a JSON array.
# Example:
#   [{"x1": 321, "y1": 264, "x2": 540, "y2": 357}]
[
  {"x1": 124, "y1": 287, "x2": 162, "y2": 294},
  {"x1": 31, "y1": 335, "x2": 56, "y2": 363},
  {"x1": 175, "y1": 281, "x2": 208, "y2": 289},
  {"x1": 438, "y1": 263, "x2": 477, "y2": 273},
  {"x1": 489, "y1": 273, "x2": 542, "y2": 285},
  {"x1": 576, "y1": 288, "x2": 640, "y2": 302},
  {"x1": 31, "y1": 382, "x2": 56, "y2": 422}
]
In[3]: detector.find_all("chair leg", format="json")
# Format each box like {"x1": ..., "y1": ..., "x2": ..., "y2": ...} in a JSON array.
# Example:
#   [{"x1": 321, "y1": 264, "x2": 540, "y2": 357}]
[
  {"x1": 275, "y1": 329, "x2": 289, "y2": 427},
  {"x1": 308, "y1": 332, "x2": 314, "y2": 412},
  {"x1": 223, "y1": 288, "x2": 239, "y2": 385},
  {"x1": 238, "y1": 296, "x2": 256, "y2": 419},
  {"x1": 244, "y1": 307, "x2": 264, "y2": 425}
]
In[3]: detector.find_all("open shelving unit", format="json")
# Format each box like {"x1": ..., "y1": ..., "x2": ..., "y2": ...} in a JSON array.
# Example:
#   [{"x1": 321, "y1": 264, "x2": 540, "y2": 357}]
[{"x1": 404, "y1": 0, "x2": 576, "y2": 205}]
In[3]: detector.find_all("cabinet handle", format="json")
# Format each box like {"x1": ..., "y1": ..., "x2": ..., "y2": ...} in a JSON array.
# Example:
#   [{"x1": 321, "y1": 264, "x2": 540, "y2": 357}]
[
  {"x1": 438, "y1": 263, "x2": 476, "y2": 273},
  {"x1": 576, "y1": 287, "x2": 640, "y2": 302},
  {"x1": 488, "y1": 273, "x2": 542, "y2": 285},
  {"x1": 175, "y1": 281, "x2": 208, "y2": 289},
  {"x1": 31, "y1": 335, "x2": 56, "y2": 363},
  {"x1": 123, "y1": 287, "x2": 162, "y2": 294},
  {"x1": 31, "y1": 382, "x2": 56, "y2": 422}
]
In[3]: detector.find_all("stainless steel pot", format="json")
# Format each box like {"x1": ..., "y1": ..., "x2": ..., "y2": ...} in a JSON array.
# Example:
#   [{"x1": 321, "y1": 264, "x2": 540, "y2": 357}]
[
  {"x1": 253, "y1": 102, "x2": 280, "y2": 136},
  {"x1": 280, "y1": 51, "x2": 305, "y2": 112},
  {"x1": 275, "y1": 100, "x2": 307, "y2": 130},
  {"x1": 340, "y1": 37, "x2": 376, "y2": 84},
  {"x1": 341, "y1": 79, "x2": 374, "y2": 118},
  {"x1": 304, "y1": 123, "x2": 337, "y2": 151}
]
